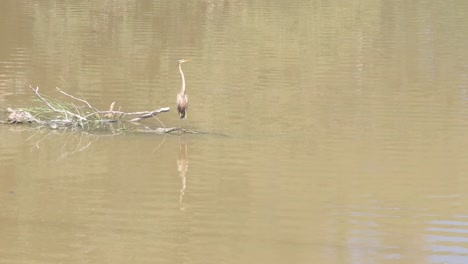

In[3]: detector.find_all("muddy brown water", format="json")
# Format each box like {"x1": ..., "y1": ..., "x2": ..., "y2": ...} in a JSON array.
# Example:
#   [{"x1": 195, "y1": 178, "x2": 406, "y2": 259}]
[{"x1": 1, "y1": 1, "x2": 468, "y2": 263}]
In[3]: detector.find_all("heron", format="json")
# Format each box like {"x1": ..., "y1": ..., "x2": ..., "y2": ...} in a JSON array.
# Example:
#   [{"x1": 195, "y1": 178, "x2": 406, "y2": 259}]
[{"x1": 176, "y1": 58, "x2": 191, "y2": 129}]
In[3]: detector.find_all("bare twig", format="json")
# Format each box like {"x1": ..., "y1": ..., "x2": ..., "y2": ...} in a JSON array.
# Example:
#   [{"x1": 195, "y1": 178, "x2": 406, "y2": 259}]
[
  {"x1": 104, "y1": 102, "x2": 116, "y2": 118},
  {"x1": 30, "y1": 85, "x2": 59, "y2": 112},
  {"x1": 152, "y1": 115, "x2": 166, "y2": 129},
  {"x1": 129, "y1": 107, "x2": 171, "y2": 122},
  {"x1": 56, "y1": 87, "x2": 99, "y2": 113},
  {"x1": 82, "y1": 108, "x2": 170, "y2": 120},
  {"x1": 30, "y1": 86, "x2": 87, "y2": 121}
]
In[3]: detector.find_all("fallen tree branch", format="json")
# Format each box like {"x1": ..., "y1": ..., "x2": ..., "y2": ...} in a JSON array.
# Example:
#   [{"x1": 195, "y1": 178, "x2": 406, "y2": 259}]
[{"x1": 8, "y1": 85, "x2": 174, "y2": 132}]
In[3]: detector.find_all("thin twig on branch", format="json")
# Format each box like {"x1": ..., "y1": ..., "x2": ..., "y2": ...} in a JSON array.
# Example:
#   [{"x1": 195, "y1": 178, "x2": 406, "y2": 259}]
[
  {"x1": 81, "y1": 107, "x2": 170, "y2": 120},
  {"x1": 29, "y1": 85, "x2": 87, "y2": 121},
  {"x1": 56, "y1": 87, "x2": 99, "y2": 113}
]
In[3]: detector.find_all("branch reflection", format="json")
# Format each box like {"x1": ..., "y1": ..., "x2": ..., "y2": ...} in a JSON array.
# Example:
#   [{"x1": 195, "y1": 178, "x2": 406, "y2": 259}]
[{"x1": 27, "y1": 129, "x2": 102, "y2": 160}]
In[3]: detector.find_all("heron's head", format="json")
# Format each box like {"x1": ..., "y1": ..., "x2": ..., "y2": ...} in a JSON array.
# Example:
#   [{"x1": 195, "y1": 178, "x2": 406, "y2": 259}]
[{"x1": 178, "y1": 58, "x2": 192, "y2": 64}]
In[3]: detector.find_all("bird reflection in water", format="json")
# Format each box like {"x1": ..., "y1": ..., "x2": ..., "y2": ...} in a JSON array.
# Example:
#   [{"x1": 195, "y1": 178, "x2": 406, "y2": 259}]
[{"x1": 177, "y1": 136, "x2": 189, "y2": 208}]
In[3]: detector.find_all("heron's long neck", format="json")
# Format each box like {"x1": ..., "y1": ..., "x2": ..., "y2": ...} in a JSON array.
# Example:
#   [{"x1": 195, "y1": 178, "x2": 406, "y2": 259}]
[{"x1": 178, "y1": 63, "x2": 186, "y2": 94}]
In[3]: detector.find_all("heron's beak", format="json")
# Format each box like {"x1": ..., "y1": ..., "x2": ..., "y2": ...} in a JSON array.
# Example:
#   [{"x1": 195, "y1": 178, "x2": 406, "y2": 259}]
[{"x1": 176, "y1": 58, "x2": 192, "y2": 67}]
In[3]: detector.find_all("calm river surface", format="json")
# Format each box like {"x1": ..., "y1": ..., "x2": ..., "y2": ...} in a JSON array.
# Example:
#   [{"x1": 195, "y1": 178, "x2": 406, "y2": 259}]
[{"x1": 1, "y1": 1, "x2": 468, "y2": 263}]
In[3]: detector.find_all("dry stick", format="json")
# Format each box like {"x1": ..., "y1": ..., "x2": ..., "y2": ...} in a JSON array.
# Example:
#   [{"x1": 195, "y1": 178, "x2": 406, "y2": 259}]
[
  {"x1": 29, "y1": 86, "x2": 87, "y2": 121},
  {"x1": 151, "y1": 115, "x2": 166, "y2": 129},
  {"x1": 56, "y1": 87, "x2": 99, "y2": 113},
  {"x1": 81, "y1": 107, "x2": 170, "y2": 120},
  {"x1": 56, "y1": 86, "x2": 100, "y2": 124},
  {"x1": 30, "y1": 85, "x2": 59, "y2": 111},
  {"x1": 104, "y1": 102, "x2": 116, "y2": 119},
  {"x1": 128, "y1": 107, "x2": 170, "y2": 122},
  {"x1": 56, "y1": 87, "x2": 170, "y2": 123}
]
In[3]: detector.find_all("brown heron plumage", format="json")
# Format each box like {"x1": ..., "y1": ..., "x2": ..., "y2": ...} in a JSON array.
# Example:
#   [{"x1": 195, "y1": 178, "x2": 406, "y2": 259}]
[{"x1": 176, "y1": 58, "x2": 191, "y2": 123}]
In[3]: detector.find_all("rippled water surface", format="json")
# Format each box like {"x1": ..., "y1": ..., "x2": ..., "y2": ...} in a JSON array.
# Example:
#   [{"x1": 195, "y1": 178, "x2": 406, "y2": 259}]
[{"x1": 1, "y1": 1, "x2": 468, "y2": 263}]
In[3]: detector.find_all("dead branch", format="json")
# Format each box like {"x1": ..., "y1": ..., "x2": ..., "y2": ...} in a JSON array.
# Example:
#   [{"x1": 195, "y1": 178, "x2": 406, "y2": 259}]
[
  {"x1": 4, "y1": 85, "x2": 175, "y2": 133},
  {"x1": 129, "y1": 107, "x2": 170, "y2": 122},
  {"x1": 30, "y1": 85, "x2": 87, "y2": 121},
  {"x1": 56, "y1": 87, "x2": 99, "y2": 113},
  {"x1": 82, "y1": 107, "x2": 170, "y2": 120}
]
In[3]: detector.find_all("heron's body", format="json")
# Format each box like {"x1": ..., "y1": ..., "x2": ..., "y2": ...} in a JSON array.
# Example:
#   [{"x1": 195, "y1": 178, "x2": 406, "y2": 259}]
[
  {"x1": 176, "y1": 59, "x2": 191, "y2": 125},
  {"x1": 177, "y1": 92, "x2": 188, "y2": 119}
]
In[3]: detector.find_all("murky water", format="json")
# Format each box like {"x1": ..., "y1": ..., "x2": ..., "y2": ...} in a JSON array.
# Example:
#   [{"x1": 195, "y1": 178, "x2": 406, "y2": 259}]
[{"x1": 1, "y1": 0, "x2": 468, "y2": 263}]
